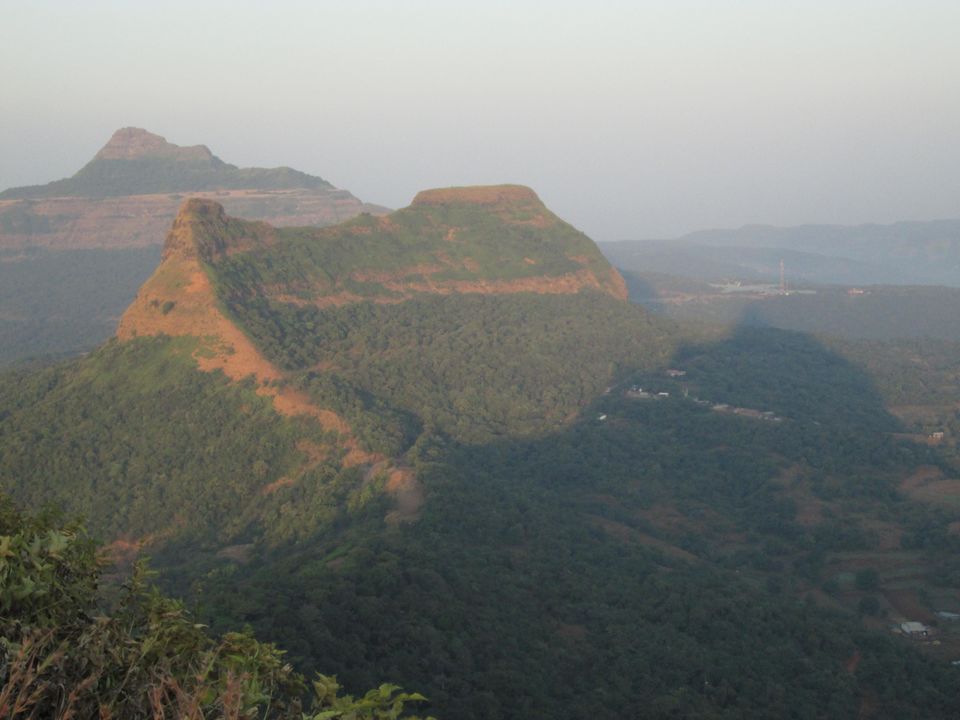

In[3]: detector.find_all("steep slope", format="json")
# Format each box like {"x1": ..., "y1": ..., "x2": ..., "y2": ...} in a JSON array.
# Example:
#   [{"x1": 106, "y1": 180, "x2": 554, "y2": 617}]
[
  {"x1": 0, "y1": 186, "x2": 648, "y2": 548},
  {"x1": 116, "y1": 199, "x2": 380, "y2": 468},
  {"x1": 0, "y1": 188, "x2": 637, "y2": 550}
]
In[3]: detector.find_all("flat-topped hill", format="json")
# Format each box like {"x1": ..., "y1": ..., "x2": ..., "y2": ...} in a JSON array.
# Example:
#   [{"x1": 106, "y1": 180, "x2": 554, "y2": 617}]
[
  {"x1": 410, "y1": 184, "x2": 542, "y2": 207},
  {"x1": 118, "y1": 188, "x2": 637, "y2": 450},
  {"x1": 145, "y1": 186, "x2": 627, "y2": 313}
]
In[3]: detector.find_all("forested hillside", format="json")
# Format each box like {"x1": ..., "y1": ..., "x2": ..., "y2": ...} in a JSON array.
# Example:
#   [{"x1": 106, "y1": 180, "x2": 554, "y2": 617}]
[
  {"x1": 4, "y1": 192, "x2": 960, "y2": 717},
  {"x1": 0, "y1": 496, "x2": 430, "y2": 719}
]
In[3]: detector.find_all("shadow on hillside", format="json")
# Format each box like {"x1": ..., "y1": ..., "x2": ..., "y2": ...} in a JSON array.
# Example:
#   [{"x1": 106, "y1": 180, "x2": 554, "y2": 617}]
[
  {"x1": 206, "y1": 320, "x2": 935, "y2": 714},
  {"x1": 618, "y1": 270, "x2": 660, "y2": 302},
  {"x1": 665, "y1": 324, "x2": 901, "y2": 432},
  {"x1": 175, "y1": 310, "x2": 956, "y2": 720},
  {"x1": 613, "y1": 263, "x2": 918, "y2": 429}
]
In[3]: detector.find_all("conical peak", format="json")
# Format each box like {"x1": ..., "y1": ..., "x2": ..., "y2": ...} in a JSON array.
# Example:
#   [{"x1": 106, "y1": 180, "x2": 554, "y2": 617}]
[
  {"x1": 161, "y1": 199, "x2": 229, "y2": 261},
  {"x1": 411, "y1": 185, "x2": 543, "y2": 208},
  {"x1": 160, "y1": 199, "x2": 275, "y2": 263},
  {"x1": 94, "y1": 127, "x2": 214, "y2": 162},
  {"x1": 175, "y1": 198, "x2": 227, "y2": 223}
]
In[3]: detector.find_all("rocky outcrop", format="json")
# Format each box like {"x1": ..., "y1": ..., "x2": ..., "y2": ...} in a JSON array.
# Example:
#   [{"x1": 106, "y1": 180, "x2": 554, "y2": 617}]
[{"x1": 160, "y1": 198, "x2": 276, "y2": 262}]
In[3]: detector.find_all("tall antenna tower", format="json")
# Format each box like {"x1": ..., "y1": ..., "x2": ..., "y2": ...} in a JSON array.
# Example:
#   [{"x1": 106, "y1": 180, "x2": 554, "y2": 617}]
[{"x1": 779, "y1": 259, "x2": 786, "y2": 295}]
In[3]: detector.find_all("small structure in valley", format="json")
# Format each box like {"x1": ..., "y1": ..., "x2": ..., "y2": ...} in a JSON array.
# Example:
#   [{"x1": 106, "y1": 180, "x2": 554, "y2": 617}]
[{"x1": 900, "y1": 621, "x2": 931, "y2": 639}]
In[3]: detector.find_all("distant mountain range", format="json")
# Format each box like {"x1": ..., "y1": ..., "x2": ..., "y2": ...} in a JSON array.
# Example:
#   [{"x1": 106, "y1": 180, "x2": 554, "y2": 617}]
[{"x1": 602, "y1": 219, "x2": 960, "y2": 287}]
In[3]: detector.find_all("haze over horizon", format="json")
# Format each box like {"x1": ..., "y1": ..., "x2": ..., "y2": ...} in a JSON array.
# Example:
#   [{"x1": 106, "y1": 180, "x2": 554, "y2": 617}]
[{"x1": 3, "y1": 0, "x2": 960, "y2": 240}]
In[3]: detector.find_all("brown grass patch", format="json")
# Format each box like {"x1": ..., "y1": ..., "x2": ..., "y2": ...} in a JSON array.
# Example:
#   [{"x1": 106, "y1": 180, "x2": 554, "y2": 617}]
[
  {"x1": 587, "y1": 515, "x2": 699, "y2": 562},
  {"x1": 260, "y1": 476, "x2": 296, "y2": 495},
  {"x1": 384, "y1": 467, "x2": 424, "y2": 525},
  {"x1": 216, "y1": 544, "x2": 253, "y2": 563},
  {"x1": 350, "y1": 263, "x2": 446, "y2": 283},
  {"x1": 900, "y1": 466, "x2": 960, "y2": 507}
]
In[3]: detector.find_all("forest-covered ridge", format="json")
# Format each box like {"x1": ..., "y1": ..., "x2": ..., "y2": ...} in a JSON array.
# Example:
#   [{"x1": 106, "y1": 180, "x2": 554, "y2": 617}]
[{"x1": 154, "y1": 188, "x2": 627, "y2": 310}]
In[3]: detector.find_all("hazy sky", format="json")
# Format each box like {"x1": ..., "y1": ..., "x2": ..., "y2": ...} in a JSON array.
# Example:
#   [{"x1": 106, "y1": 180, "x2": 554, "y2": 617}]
[{"x1": 3, "y1": 0, "x2": 960, "y2": 239}]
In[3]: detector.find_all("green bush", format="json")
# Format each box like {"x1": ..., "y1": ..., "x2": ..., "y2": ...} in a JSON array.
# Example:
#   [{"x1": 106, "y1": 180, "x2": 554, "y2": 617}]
[{"x1": 0, "y1": 495, "x2": 432, "y2": 719}]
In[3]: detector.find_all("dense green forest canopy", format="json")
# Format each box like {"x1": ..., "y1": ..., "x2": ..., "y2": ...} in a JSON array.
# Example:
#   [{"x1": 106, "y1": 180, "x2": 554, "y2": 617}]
[
  {"x1": 227, "y1": 292, "x2": 673, "y2": 448},
  {"x1": 181, "y1": 321, "x2": 960, "y2": 718},
  {"x1": 0, "y1": 337, "x2": 334, "y2": 543},
  {"x1": 5, "y1": 300, "x2": 960, "y2": 716}
]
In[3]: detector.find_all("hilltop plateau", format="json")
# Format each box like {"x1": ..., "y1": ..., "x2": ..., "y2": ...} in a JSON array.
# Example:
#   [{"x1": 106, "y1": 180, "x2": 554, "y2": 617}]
[
  {"x1": 120, "y1": 186, "x2": 624, "y2": 324},
  {"x1": 5, "y1": 189, "x2": 960, "y2": 717}
]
